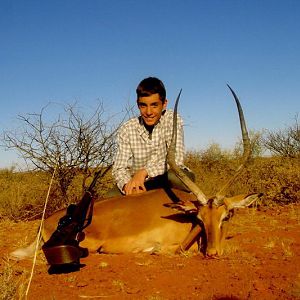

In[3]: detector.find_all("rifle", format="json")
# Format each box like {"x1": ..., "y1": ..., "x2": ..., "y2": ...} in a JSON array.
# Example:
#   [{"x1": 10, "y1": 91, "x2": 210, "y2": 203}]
[{"x1": 42, "y1": 167, "x2": 110, "y2": 268}]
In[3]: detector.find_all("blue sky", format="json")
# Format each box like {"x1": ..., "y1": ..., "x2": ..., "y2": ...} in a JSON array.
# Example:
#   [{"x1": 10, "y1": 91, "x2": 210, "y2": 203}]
[{"x1": 1, "y1": 0, "x2": 299, "y2": 168}]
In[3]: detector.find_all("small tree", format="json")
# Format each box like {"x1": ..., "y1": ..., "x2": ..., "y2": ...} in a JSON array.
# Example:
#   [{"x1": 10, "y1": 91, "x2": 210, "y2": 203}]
[
  {"x1": 3, "y1": 102, "x2": 121, "y2": 200},
  {"x1": 263, "y1": 115, "x2": 300, "y2": 158},
  {"x1": 233, "y1": 129, "x2": 265, "y2": 158}
]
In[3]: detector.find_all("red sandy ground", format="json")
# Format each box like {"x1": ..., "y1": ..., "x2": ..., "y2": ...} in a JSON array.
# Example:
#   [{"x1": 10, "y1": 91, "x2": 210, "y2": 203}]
[{"x1": 1, "y1": 204, "x2": 300, "y2": 299}]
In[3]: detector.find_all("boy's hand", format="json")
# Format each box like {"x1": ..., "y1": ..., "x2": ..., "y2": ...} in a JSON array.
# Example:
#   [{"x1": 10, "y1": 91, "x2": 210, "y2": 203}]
[{"x1": 124, "y1": 169, "x2": 148, "y2": 195}]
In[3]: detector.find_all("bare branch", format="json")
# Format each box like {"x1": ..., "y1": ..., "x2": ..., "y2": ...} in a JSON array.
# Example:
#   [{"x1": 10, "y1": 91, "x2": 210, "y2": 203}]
[
  {"x1": 2, "y1": 102, "x2": 124, "y2": 199},
  {"x1": 263, "y1": 115, "x2": 300, "y2": 158}
]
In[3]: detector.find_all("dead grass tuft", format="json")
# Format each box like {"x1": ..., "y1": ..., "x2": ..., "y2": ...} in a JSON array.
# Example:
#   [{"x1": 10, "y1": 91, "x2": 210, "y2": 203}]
[{"x1": 0, "y1": 256, "x2": 28, "y2": 300}]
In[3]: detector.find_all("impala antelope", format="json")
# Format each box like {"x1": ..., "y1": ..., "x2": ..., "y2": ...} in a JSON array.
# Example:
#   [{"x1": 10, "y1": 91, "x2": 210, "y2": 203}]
[{"x1": 10, "y1": 85, "x2": 261, "y2": 261}]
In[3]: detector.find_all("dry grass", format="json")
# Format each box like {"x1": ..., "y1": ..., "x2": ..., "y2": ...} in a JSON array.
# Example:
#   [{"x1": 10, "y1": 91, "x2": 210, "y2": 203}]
[
  {"x1": 112, "y1": 279, "x2": 125, "y2": 292},
  {"x1": 290, "y1": 273, "x2": 300, "y2": 298},
  {"x1": 0, "y1": 168, "x2": 113, "y2": 221},
  {"x1": 0, "y1": 169, "x2": 50, "y2": 221},
  {"x1": 98, "y1": 261, "x2": 109, "y2": 268},
  {"x1": 222, "y1": 242, "x2": 239, "y2": 256},
  {"x1": 0, "y1": 256, "x2": 28, "y2": 300},
  {"x1": 281, "y1": 239, "x2": 294, "y2": 258},
  {"x1": 186, "y1": 153, "x2": 300, "y2": 205},
  {"x1": 146, "y1": 295, "x2": 165, "y2": 300},
  {"x1": 0, "y1": 153, "x2": 299, "y2": 221},
  {"x1": 287, "y1": 204, "x2": 300, "y2": 224}
]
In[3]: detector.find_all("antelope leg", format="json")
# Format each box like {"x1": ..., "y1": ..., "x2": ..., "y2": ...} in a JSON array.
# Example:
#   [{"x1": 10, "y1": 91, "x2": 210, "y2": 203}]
[{"x1": 176, "y1": 224, "x2": 202, "y2": 253}]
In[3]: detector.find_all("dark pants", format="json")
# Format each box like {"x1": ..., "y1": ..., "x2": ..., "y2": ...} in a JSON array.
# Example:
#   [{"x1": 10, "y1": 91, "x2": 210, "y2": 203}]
[{"x1": 104, "y1": 168, "x2": 195, "y2": 198}]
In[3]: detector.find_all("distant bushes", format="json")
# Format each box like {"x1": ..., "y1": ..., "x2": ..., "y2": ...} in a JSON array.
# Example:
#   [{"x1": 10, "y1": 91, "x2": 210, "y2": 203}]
[
  {"x1": 0, "y1": 168, "x2": 49, "y2": 221},
  {"x1": 0, "y1": 167, "x2": 112, "y2": 221},
  {"x1": 185, "y1": 148, "x2": 300, "y2": 206},
  {"x1": 243, "y1": 157, "x2": 300, "y2": 205},
  {"x1": 263, "y1": 116, "x2": 300, "y2": 158},
  {"x1": 0, "y1": 146, "x2": 299, "y2": 221}
]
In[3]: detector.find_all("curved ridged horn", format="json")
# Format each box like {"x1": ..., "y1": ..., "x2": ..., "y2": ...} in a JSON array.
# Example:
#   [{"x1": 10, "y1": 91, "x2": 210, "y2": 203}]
[
  {"x1": 215, "y1": 84, "x2": 252, "y2": 201},
  {"x1": 167, "y1": 90, "x2": 207, "y2": 205}
]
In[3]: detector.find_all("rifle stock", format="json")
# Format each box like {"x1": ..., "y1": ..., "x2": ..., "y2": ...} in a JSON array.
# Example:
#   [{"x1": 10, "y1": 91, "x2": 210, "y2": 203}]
[{"x1": 42, "y1": 167, "x2": 110, "y2": 268}]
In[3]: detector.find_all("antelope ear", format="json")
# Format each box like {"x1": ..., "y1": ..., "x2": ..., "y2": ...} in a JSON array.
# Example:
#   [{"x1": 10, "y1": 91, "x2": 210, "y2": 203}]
[
  {"x1": 224, "y1": 193, "x2": 263, "y2": 210},
  {"x1": 164, "y1": 201, "x2": 198, "y2": 214}
]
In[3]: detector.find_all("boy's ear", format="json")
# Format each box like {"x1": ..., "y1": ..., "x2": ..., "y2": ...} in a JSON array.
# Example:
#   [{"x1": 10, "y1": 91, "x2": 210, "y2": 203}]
[{"x1": 163, "y1": 99, "x2": 168, "y2": 109}]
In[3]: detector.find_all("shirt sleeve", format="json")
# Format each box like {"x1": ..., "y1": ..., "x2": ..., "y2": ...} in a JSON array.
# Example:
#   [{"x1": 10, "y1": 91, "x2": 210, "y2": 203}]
[{"x1": 112, "y1": 125, "x2": 132, "y2": 191}]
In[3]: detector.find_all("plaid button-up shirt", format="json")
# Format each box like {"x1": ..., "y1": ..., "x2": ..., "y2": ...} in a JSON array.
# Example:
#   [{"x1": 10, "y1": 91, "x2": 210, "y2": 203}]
[{"x1": 112, "y1": 110, "x2": 186, "y2": 191}]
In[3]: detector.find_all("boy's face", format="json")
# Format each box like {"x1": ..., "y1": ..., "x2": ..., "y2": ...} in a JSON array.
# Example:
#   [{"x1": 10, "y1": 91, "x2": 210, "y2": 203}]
[{"x1": 137, "y1": 93, "x2": 167, "y2": 126}]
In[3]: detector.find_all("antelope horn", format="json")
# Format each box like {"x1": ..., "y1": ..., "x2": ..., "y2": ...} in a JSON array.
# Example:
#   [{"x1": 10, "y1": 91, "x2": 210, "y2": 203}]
[
  {"x1": 167, "y1": 90, "x2": 207, "y2": 205},
  {"x1": 215, "y1": 85, "x2": 252, "y2": 201}
]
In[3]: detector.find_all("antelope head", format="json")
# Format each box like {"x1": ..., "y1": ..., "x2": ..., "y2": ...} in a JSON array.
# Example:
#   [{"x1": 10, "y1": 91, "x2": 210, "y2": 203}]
[{"x1": 166, "y1": 85, "x2": 262, "y2": 257}]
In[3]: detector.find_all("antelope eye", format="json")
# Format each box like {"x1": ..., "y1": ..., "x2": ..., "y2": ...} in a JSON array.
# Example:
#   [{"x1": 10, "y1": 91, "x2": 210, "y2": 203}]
[
  {"x1": 222, "y1": 213, "x2": 231, "y2": 222},
  {"x1": 223, "y1": 209, "x2": 234, "y2": 222}
]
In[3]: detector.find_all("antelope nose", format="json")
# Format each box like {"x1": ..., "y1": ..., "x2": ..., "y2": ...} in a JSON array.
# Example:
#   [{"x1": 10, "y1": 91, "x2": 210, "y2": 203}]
[{"x1": 206, "y1": 248, "x2": 218, "y2": 258}]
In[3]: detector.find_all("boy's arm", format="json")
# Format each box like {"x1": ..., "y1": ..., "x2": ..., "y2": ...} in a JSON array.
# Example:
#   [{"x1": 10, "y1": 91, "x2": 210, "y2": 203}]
[
  {"x1": 123, "y1": 169, "x2": 147, "y2": 195},
  {"x1": 112, "y1": 128, "x2": 132, "y2": 192}
]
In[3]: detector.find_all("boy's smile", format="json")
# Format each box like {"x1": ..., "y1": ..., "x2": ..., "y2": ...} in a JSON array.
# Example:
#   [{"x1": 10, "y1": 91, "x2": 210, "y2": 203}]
[{"x1": 137, "y1": 93, "x2": 167, "y2": 126}]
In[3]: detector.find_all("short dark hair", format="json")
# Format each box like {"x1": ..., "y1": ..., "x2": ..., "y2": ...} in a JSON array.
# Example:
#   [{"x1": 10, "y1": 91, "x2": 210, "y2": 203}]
[{"x1": 136, "y1": 77, "x2": 166, "y2": 103}]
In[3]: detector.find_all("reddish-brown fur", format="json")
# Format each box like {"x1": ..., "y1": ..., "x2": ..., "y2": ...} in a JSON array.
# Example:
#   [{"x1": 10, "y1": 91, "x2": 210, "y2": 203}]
[{"x1": 41, "y1": 189, "x2": 260, "y2": 256}]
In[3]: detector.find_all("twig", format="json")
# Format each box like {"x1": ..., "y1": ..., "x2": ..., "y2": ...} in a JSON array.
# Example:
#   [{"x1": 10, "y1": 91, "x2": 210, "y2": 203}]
[{"x1": 25, "y1": 166, "x2": 57, "y2": 298}]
